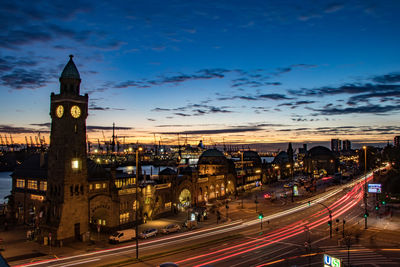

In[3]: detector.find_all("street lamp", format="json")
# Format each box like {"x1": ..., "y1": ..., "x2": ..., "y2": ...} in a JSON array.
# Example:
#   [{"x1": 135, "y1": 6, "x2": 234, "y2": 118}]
[
  {"x1": 363, "y1": 145, "x2": 368, "y2": 230},
  {"x1": 310, "y1": 201, "x2": 332, "y2": 238},
  {"x1": 239, "y1": 151, "x2": 244, "y2": 208},
  {"x1": 135, "y1": 146, "x2": 143, "y2": 259}
]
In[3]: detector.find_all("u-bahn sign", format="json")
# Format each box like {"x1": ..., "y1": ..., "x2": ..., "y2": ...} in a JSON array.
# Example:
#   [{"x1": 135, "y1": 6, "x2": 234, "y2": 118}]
[{"x1": 324, "y1": 254, "x2": 341, "y2": 267}]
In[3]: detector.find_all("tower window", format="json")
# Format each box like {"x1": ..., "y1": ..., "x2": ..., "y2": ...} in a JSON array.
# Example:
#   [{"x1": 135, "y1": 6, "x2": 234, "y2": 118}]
[
  {"x1": 72, "y1": 159, "x2": 79, "y2": 170},
  {"x1": 70, "y1": 186, "x2": 73, "y2": 196}
]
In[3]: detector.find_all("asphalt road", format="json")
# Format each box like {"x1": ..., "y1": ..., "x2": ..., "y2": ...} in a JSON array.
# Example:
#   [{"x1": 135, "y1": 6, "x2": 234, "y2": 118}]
[{"x1": 16, "y1": 170, "x2": 400, "y2": 267}]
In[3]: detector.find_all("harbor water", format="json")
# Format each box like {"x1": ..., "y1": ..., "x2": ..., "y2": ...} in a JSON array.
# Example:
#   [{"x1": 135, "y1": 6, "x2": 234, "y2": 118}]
[{"x1": 0, "y1": 172, "x2": 12, "y2": 204}]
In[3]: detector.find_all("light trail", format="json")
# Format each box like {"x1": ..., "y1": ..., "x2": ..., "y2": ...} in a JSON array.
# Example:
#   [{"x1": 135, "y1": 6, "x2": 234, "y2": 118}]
[
  {"x1": 177, "y1": 174, "x2": 373, "y2": 267},
  {"x1": 17, "y1": 171, "x2": 376, "y2": 267}
]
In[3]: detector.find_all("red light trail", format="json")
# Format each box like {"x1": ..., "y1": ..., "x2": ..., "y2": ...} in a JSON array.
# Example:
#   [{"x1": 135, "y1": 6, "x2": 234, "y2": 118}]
[{"x1": 176, "y1": 175, "x2": 372, "y2": 267}]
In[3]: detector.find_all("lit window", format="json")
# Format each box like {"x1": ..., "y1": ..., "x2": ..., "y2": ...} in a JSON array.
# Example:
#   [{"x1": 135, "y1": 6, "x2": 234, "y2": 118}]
[
  {"x1": 102, "y1": 183, "x2": 107, "y2": 189},
  {"x1": 95, "y1": 183, "x2": 101, "y2": 189},
  {"x1": 119, "y1": 212, "x2": 129, "y2": 224},
  {"x1": 40, "y1": 181, "x2": 47, "y2": 191},
  {"x1": 89, "y1": 184, "x2": 93, "y2": 190},
  {"x1": 71, "y1": 159, "x2": 79, "y2": 170},
  {"x1": 16, "y1": 179, "x2": 25, "y2": 188},
  {"x1": 27, "y1": 180, "x2": 38, "y2": 190}
]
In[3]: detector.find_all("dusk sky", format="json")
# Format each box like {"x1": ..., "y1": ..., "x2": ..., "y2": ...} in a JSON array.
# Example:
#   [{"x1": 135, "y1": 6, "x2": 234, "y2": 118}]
[{"x1": 1, "y1": 0, "x2": 400, "y2": 150}]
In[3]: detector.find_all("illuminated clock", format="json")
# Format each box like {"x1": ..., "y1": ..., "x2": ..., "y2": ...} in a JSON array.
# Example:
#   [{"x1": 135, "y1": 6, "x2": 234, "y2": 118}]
[
  {"x1": 56, "y1": 105, "x2": 64, "y2": 118},
  {"x1": 70, "y1": 105, "x2": 81, "y2": 118}
]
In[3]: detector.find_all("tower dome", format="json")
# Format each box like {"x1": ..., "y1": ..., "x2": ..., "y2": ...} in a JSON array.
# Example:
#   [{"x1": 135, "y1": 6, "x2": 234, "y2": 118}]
[
  {"x1": 61, "y1": 55, "x2": 80, "y2": 79},
  {"x1": 59, "y1": 55, "x2": 81, "y2": 95}
]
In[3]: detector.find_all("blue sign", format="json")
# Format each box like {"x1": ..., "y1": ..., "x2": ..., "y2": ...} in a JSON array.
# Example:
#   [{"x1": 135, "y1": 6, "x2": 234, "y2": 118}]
[{"x1": 368, "y1": 184, "x2": 382, "y2": 193}]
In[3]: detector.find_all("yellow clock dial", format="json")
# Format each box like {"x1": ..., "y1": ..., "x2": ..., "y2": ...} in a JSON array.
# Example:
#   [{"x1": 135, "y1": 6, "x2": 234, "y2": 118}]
[
  {"x1": 70, "y1": 105, "x2": 81, "y2": 118},
  {"x1": 56, "y1": 105, "x2": 64, "y2": 118}
]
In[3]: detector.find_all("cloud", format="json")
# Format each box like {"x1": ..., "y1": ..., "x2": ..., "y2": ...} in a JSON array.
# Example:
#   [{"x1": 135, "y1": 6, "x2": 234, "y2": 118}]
[
  {"x1": 218, "y1": 93, "x2": 292, "y2": 101},
  {"x1": 0, "y1": 68, "x2": 48, "y2": 90},
  {"x1": 30, "y1": 123, "x2": 50, "y2": 127},
  {"x1": 0, "y1": 124, "x2": 49, "y2": 134},
  {"x1": 310, "y1": 104, "x2": 400, "y2": 115},
  {"x1": 86, "y1": 125, "x2": 133, "y2": 131},
  {"x1": 109, "y1": 68, "x2": 229, "y2": 89},
  {"x1": 89, "y1": 104, "x2": 125, "y2": 111},
  {"x1": 0, "y1": 55, "x2": 39, "y2": 72},
  {"x1": 157, "y1": 127, "x2": 263, "y2": 135},
  {"x1": 324, "y1": 3, "x2": 344, "y2": 13},
  {"x1": 152, "y1": 103, "x2": 233, "y2": 117},
  {"x1": 174, "y1": 112, "x2": 191, "y2": 117},
  {"x1": 259, "y1": 94, "x2": 292, "y2": 100},
  {"x1": 152, "y1": 107, "x2": 171, "y2": 112},
  {"x1": 347, "y1": 90, "x2": 400, "y2": 104},
  {"x1": 277, "y1": 125, "x2": 400, "y2": 137},
  {"x1": 289, "y1": 83, "x2": 400, "y2": 97},
  {"x1": 372, "y1": 72, "x2": 400, "y2": 84}
]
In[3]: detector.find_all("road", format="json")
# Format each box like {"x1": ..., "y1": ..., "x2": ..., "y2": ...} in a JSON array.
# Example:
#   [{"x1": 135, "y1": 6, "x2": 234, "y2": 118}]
[{"x1": 15, "y1": 171, "x2": 400, "y2": 267}]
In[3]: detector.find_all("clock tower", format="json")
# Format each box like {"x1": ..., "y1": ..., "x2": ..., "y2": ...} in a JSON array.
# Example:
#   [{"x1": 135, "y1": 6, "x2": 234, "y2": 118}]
[{"x1": 46, "y1": 55, "x2": 89, "y2": 242}]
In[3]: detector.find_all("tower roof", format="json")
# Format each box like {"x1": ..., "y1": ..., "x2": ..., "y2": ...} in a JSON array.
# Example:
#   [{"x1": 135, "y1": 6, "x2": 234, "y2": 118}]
[{"x1": 60, "y1": 55, "x2": 80, "y2": 79}]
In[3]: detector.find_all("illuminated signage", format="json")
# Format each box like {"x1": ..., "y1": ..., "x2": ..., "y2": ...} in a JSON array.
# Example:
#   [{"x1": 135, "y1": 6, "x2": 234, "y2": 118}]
[
  {"x1": 31, "y1": 194, "x2": 45, "y2": 201},
  {"x1": 155, "y1": 183, "x2": 171, "y2": 190},
  {"x1": 293, "y1": 185, "x2": 299, "y2": 196},
  {"x1": 324, "y1": 254, "x2": 341, "y2": 267},
  {"x1": 368, "y1": 184, "x2": 382, "y2": 193}
]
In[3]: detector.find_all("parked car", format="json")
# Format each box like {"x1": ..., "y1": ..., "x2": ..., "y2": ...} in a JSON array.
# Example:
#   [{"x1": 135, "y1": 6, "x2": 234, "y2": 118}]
[
  {"x1": 109, "y1": 229, "x2": 136, "y2": 244},
  {"x1": 283, "y1": 182, "x2": 293, "y2": 188},
  {"x1": 161, "y1": 223, "x2": 181, "y2": 234},
  {"x1": 139, "y1": 228, "x2": 158, "y2": 239}
]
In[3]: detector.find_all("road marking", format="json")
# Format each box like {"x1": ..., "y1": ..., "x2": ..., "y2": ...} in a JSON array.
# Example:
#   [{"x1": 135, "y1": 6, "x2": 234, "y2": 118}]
[{"x1": 50, "y1": 258, "x2": 100, "y2": 267}]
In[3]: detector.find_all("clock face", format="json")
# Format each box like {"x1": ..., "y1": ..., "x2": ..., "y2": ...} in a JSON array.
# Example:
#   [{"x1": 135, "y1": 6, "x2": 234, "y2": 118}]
[
  {"x1": 70, "y1": 105, "x2": 81, "y2": 118},
  {"x1": 56, "y1": 105, "x2": 64, "y2": 118}
]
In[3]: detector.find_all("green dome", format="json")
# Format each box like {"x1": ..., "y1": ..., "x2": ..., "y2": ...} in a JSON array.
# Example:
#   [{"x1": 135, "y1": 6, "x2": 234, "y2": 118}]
[{"x1": 61, "y1": 55, "x2": 80, "y2": 79}]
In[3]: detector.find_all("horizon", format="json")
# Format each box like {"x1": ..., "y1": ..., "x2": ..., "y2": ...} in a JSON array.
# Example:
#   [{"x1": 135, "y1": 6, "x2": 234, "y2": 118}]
[{"x1": 1, "y1": 1, "x2": 400, "y2": 149}]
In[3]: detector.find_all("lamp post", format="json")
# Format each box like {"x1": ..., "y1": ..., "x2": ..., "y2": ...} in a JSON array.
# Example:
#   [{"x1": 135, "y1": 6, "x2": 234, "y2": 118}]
[
  {"x1": 240, "y1": 151, "x2": 244, "y2": 208},
  {"x1": 312, "y1": 201, "x2": 332, "y2": 238},
  {"x1": 363, "y1": 145, "x2": 368, "y2": 230},
  {"x1": 135, "y1": 146, "x2": 143, "y2": 259}
]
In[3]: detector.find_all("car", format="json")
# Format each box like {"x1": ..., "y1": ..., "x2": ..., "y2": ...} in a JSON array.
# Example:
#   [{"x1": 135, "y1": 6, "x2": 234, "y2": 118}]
[
  {"x1": 139, "y1": 228, "x2": 158, "y2": 239},
  {"x1": 263, "y1": 193, "x2": 272, "y2": 199},
  {"x1": 161, "y1": 223, "x2": 181, "y2": 234},
  {"x1": 109, "y1": 229, "x2": 136, "y2": 244},
  {"x1": 283, "y1": 183, "x2": 293, "y2": 188}
]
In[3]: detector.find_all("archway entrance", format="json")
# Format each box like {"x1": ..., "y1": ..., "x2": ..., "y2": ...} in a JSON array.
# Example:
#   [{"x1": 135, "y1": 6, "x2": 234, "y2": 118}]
[
  {"x1": 91, "y1": 208, "x2": 108, "y2": 227},
  {"x1": 178, "y1": 189, "x2": 191, "y2": 211}
]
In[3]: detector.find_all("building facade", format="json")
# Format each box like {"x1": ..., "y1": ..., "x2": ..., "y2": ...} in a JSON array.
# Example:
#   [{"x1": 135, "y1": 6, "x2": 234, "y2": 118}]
[{"x1": 10, "y1": 56, "x2": 254, "y2": 244}]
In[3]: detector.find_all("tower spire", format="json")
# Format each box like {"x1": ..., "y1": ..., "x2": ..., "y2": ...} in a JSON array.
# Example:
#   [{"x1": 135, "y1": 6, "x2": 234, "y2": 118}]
[{"x1": 59, "y1": 55, "x2": 81, "y2": 95}]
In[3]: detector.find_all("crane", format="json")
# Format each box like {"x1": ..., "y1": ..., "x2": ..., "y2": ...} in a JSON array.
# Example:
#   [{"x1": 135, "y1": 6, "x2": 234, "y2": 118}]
[
  {"x1": 25, "y1": 136, "x2": 29, "y2": 149},
  {"x1": 30, "y1": 136, "x2": 34, "y2": 147},
  {"x1": 35, "y1": 136, "x2": 40, "y2": 147}
]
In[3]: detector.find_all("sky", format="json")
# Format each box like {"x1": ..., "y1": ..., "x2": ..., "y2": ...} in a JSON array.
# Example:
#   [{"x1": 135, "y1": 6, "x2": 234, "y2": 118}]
[{"x1": 1, "y1": 0, "x2": 400, "y2": 151}]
